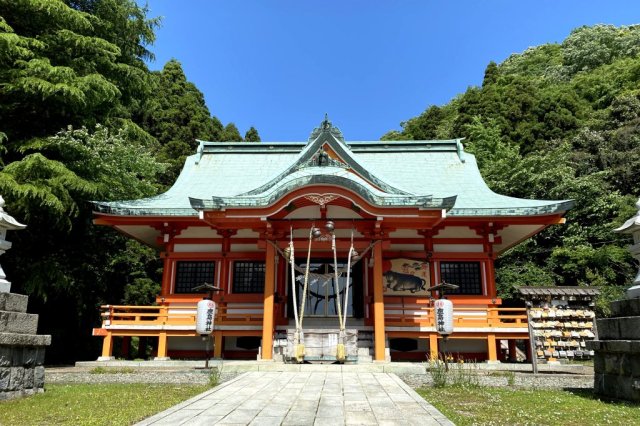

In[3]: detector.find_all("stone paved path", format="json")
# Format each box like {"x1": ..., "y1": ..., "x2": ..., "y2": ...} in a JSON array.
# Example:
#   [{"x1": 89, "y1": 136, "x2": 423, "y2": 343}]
[{"x1": 136, "y1": 371, "x2": 453, "y2": 426}]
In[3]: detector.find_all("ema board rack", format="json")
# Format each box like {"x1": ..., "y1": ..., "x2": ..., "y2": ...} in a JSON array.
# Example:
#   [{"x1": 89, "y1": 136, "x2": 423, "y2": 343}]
[{"x1": 529, "y1": 307, "x2": 597, "y2": 361}]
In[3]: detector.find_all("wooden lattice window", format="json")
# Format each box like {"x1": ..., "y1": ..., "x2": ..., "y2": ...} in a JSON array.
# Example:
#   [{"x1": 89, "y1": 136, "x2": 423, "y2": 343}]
[
  {"x1": 232, "y1": 261, "x2": 265, "y2": 294},
  {"x1": 174, "y1": 261, "x2": 215, "y2": 294},
  {"x1": 439, "y1": 261, "x2": 482, "y2": 295}
]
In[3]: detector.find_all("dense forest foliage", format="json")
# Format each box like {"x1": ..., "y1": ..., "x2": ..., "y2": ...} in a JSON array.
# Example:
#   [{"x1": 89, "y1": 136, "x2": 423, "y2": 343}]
[
  {"x1": 0, "y1": 0, "x2": 259, "y2": 362},
  {"x1": 0, "y1": 1, "x2": 638, "y2": 363},
  {"x1": 383, "y1": 24, "x2": 640, "y2": 312}
]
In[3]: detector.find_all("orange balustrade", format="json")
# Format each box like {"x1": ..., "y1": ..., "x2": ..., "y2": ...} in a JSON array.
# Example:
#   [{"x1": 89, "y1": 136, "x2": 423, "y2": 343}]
[
  {"x1": 100, "y1": 303, "x2": 264, "y2": 328},
  {"x1": 384, "y1": 303, "x2": 528, "y2": 329}
]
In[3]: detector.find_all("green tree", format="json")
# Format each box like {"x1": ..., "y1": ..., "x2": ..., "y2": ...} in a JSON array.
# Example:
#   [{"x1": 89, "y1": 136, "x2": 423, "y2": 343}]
[
  {"x1": 244, "y1": 126, "x2": 261, "y2": 142},
  {"x1": 221, "y1": 122, "x2": 242, "y2": 141},
  {"x1": 0, "y1": 125, "x2": 165, "y2": 362},
  {"x1": 141, "y1": 59, "x2": 223, "y2": 184},
  {"x1": 0, "y1": 0, "x2": 158, "y2": 147},
  {"x1": 384, "y1": 24, "x2": 640, "y2": 313}
]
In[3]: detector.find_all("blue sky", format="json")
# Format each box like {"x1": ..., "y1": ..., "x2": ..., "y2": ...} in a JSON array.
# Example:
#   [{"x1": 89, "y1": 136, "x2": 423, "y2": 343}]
[{"x1": 142, "y1": 1, "x2": 640, "y2": 141}]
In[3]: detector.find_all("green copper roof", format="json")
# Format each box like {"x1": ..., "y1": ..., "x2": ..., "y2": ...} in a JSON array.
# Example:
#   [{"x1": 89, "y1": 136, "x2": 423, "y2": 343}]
[{"x1": 93, "y1": 117, "x2": 573, "y2": 217}]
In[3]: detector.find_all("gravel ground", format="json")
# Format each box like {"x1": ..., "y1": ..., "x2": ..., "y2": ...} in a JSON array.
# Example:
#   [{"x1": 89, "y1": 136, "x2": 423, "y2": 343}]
[
  {"x1": 46, "y1": 368, "x2": 239, "y2": 385},
  {"x1": 399, "y1": 371, "x2": 594, "y2": 389},
  {"x1": 46, "y1": 367, "x2": 593, "y2": 390}
]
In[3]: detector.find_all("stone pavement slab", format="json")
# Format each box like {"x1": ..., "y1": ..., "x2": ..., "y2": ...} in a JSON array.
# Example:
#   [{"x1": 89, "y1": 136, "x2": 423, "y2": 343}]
[{"x1": 136, "y1": 371, "x2": 453, "y2": 426}]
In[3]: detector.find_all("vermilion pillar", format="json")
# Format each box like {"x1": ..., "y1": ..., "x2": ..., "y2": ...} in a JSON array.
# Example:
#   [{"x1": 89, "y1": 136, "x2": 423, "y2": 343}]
[
  {"x1": 261, "y1": 242, "x2": 276, "y2": 360},
  {"x1": 373, "y1": 242, "x2": 386, "y2": 361}
]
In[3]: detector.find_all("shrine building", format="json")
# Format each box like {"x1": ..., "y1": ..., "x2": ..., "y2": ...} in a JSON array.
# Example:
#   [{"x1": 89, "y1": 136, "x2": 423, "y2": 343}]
[{"x1": 92, "y1": 117, "x2": 572, "y2": 363}]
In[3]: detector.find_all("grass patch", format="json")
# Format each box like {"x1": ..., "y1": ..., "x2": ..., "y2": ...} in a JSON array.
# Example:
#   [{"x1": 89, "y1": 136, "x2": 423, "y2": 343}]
[
  {"x1": 89, "y1": 367, "x2": 135, "y2": 375},
  {"x1": 0, "y1": 383, "x2": 209, "y2": 425},
  {"x1": 417, "y1": 386, "x2": 640, "y2": 426}
]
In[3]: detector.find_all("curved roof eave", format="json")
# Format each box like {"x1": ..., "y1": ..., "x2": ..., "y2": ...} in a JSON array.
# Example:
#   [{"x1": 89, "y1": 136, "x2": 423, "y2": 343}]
[
  {"x1": 189, "y1": 174, "x2": 458, "y2": 212},
  {"x1": 448, "y1": 200, "x2": 574, "y2": 217}
]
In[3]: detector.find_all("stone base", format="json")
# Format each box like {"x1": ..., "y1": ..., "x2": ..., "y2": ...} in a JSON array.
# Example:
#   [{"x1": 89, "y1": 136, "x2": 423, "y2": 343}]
[
  {"x1": 0, "y1": 282, "x2": 10, "y2": 293},
  {"x1": 153, "y1": 357, "x2": 170, "y2": 361},
  {"x1": 594, "y1": 373, "x2": 640, "y2": 401},
  {"x1": 0, "y1": 288, "x2": 50, "y2": 400},
  {"x1": 0, "y1": 364, "x2": 45, "y2": 400},
  {"x1": 588, "y1": 296, "x2": 640, "y2": 402},
  {"x1": 97, "y1": 356, "x2": 115, "y2": 361}
]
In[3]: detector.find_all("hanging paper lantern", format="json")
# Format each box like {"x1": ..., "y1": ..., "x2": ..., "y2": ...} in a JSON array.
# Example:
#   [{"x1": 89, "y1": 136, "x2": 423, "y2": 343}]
[
  {"x1": 196, "y1": 299, "x2": 216, "y2": 335},
  {"x1": 434, "y1": 299, "x2": 454, "y2": 336}
]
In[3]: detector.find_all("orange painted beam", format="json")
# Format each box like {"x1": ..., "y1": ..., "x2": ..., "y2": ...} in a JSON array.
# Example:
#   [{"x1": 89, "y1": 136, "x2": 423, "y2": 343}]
[
  {"x1": 260, "y1": 243, "x2": 276, "y2": 360},
  {"x1": 373, "y1": 241, "x2": 386, "y2": 361}
]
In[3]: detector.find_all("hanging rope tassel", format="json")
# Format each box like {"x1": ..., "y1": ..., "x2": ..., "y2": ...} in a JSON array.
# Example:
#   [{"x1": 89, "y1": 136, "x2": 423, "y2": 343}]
[
  {"x1": 287, "y1": 226, "x2": 302, "y2": 361},
  {"x1": 342, "y1": 230, "x2": 355, "y2": 331},
  {"x1": 331, "y1": 233, "x2": 347, "y2": 362},
  {"x1": 288, "y1": 228, "x2": 299, "y2": 330},
  {"x1": 294, "y1": 225, "x2": 314, "y2": 363}
]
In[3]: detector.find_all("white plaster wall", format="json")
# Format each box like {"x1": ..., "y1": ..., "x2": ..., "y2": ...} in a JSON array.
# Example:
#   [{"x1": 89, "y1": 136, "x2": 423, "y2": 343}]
[
  {"x1": 233, "y1": 229, "x2": 260, "y2": 238},
  {"x1": 285, "y1": 205, "x2": 321, "y2": 219},
  {"x1": 173, "y1": 244, "x2": 222, "y2": 252},
  {"x1": 388, "y1": 229, "x2": 421, "y2": 238},
  {"x1": 389, "y1": 244, "x2": 423, "y2": 251},
  {"x1": 433, "y1": 244, "x2": 484, "y2": 253},
  {"x1": 179, "y1": 226, "x2": 219, "y2": 238},
  {"x1": 230, "y1": 244, "x2": 261, "y2": 252},
  {"x1": 435, "y1": 226, "x2": 477, "y2": 238},
  {"x1": 326, "y1": 205, "x2": 362, "y2": 219}
]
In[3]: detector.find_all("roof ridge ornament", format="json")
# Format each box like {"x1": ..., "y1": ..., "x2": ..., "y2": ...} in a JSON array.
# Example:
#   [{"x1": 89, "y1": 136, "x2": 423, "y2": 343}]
[
  {"x1": 297, "y1": 147, "x2": 348, "y2": 170},
  {"x1": 308, "y1": 114, "x2": 345, "y2": 142}
]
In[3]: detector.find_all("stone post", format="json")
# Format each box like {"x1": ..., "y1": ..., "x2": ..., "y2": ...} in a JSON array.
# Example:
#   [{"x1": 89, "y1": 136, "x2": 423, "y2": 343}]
[{"x1": 0, "y1": 196, "x2": 51, "y2": 400}]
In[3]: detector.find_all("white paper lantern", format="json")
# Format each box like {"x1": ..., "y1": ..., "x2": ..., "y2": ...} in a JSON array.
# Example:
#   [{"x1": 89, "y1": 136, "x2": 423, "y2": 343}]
[
  {"x1": 434, "y1": 299, "x2": 454, "y2": 335},
  {"x1": 196, "y1": 299, "x2": 216, "y2": 335}
]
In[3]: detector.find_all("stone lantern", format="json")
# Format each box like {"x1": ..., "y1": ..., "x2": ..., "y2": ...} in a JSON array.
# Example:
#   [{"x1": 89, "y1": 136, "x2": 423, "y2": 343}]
[
  {"x1": 614, "y1": 198, "x2": 640, "y2": 299},
  {"x1": 0, "y1": 196, "x2": 51, "y2": 400}
]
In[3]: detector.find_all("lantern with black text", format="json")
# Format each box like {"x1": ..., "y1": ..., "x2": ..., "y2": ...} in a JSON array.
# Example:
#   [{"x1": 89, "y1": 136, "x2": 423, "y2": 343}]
[
  {"x1": 434, "y1": 299, "x2": 454, "y2": 336},
  {"x1": 196, "y1": 299, "x2": 216, "y2": 335}
]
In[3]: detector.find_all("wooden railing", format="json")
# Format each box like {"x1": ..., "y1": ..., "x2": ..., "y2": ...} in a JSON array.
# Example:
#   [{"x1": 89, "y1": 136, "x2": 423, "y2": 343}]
[
  {"x1": 385, "y1": 303, "x2": 528, "y2": 328},
  {"x1": 100, "y1": 303, "x2": 264, "y2": 328},
  {"x1": 100, "y1": 302, "x2": 525, "y2": 330}
]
